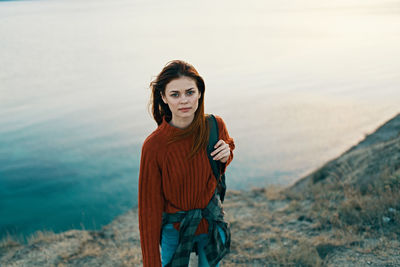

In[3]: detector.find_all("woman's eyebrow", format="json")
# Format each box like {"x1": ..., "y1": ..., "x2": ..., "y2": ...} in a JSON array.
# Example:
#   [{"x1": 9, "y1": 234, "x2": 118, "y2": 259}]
[{"x1": 170, "y1": 88, "x2": 194, "y2": 93}]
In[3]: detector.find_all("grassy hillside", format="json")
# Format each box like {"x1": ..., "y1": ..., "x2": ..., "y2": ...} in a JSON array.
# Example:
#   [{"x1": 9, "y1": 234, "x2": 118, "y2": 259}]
[
  {"x1": 221, "y1": 113, "x2": 400, "y2": 266},
  {"x1": 284, "y1": 113, "x2": 400, "y2": 237}
]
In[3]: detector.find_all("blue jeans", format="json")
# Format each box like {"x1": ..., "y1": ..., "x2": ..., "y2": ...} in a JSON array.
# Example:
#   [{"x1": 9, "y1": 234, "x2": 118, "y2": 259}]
[{"x1": 161, "y1": 223, "x2": 226, "y2": 267}]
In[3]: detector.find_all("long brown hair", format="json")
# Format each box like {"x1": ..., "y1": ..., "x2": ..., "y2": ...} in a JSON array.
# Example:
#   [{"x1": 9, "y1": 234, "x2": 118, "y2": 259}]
[{"x1": 148, "y1": 60, "x2": 210, "y2": 159}]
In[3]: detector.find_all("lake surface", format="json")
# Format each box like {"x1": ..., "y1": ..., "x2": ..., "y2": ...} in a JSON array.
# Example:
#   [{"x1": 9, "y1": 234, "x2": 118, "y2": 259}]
[{"x1": 1, "y1": 0, "x2": 399, "y2": 242}]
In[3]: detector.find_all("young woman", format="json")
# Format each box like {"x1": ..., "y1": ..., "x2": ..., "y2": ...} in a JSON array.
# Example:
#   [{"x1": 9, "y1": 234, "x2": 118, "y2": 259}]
[{"x1": 138, "y1": 60, "x2": 235, "y2": 267}]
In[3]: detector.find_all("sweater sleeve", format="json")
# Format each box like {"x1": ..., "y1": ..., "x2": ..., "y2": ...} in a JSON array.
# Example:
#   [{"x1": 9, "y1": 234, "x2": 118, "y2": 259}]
[
  {"x1": 215, "y1": 115, "x2": 235, "y2": 174},
  {"x1": 138, "y1": 140, "x2": 164, "y2": 267}
]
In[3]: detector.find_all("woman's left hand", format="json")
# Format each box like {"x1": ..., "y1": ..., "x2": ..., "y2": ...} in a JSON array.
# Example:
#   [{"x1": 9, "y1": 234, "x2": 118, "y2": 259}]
[{"x1": 210, "y1": 139, "x2": 230, "y2": 163}]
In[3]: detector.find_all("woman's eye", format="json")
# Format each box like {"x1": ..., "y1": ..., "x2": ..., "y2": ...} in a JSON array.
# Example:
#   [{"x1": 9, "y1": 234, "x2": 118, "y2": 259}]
[
  {"x1": 187, "y1": 91, "x2": 194, "y2": 95},
  {"x1": 171, "y1": 93, "x2": 178, "y2": 97}
]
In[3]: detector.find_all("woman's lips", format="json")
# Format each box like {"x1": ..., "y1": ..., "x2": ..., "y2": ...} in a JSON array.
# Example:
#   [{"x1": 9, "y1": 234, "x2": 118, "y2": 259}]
[{"x1": 179, "y1": 108, "x2": 191, "y2": 112}]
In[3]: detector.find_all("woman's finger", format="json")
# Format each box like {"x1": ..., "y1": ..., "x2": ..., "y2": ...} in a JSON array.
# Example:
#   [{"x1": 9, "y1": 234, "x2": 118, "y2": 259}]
[
  {"x1": 216, "y1": 150, "x2": 230, "y2": 162},
  {"x1": 212, "y1": 145, "x2": 229, "y2": 158},
  {"x1": 212, "y1": 144, "x2": 230, "y2": 160},
  {"x1": 211, "y1": 140, "x2": 226, "y2": 156},
  {"x1": 211, "y1": 146, "x2": 223, "y2": 156},
  {"x1": 214, "y1": 140, "x2": 224, "y2": 149}
]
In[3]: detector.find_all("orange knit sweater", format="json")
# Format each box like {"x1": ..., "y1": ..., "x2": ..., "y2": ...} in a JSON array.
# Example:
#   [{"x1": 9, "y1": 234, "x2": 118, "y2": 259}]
[{"x1": 138, "y1": 115, "x2": 235, "y2": 267}]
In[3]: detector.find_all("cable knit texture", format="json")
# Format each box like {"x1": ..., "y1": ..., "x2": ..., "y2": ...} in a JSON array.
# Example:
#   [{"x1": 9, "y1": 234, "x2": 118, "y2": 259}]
[{"x1": 138, "y1": 115, "x2": 235, "y2": 267}]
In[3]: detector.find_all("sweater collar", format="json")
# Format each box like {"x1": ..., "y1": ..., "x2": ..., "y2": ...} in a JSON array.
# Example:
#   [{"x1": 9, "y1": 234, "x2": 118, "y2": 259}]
[{"x1": 160, "y1": 116, "x2": 185, "y2": 136}]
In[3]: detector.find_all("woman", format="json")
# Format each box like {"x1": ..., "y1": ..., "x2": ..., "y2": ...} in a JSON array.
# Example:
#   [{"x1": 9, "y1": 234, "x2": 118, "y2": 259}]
[{"x1": 138, "y1": 60, "x2": 235, "y2": 267}]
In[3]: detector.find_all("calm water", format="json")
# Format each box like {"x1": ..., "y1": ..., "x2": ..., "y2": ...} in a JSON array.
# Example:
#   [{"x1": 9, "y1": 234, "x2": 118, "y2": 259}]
[{"x1": 1, "y1": 0, "x2": 399, "y2": 242}]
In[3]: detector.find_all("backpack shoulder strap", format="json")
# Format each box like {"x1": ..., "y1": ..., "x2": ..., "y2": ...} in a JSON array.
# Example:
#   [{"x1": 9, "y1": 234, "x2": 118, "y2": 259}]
[{"x1": 206, "y1": 114, "x2": 227, "y2": 203}]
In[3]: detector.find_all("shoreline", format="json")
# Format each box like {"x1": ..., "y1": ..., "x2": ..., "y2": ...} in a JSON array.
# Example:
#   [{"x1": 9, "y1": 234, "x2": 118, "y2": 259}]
[{"x1": 1, "y1": 113, "x2": 399, "y2": 266}]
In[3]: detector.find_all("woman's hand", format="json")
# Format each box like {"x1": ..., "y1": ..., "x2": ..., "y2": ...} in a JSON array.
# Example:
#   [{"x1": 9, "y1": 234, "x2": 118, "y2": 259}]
[{"x1": 210, "y1": 140, "x2": 230, "y2": 163}]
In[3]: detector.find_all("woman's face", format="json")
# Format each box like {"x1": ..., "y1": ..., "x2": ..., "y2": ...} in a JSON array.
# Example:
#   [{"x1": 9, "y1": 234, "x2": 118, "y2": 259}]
[{"x1": 162, "y1": 76, "x2": 201, "y2": 123}]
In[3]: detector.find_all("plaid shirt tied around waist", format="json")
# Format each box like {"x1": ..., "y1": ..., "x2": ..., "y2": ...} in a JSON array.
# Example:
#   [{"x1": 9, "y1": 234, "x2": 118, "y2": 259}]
[{"x1": 161, "y1": 192, "x2": 231, "y2": 267}]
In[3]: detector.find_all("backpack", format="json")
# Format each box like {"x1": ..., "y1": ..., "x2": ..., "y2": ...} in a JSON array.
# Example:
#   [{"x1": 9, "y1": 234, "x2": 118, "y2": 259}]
[{"x1": 206, "y1": 114, "x2": 227, "y2": 203}]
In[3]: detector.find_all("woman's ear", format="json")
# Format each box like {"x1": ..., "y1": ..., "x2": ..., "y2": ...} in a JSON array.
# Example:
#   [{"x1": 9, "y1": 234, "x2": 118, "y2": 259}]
[{"x1": 161, "y1": 93, "x2": 167, "y2": 104}]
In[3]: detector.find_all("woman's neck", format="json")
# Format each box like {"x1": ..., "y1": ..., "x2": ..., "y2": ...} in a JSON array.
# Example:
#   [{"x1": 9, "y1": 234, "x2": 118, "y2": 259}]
[{"x1": 169, "y1": 115, "x2": 194, "y2": 129}]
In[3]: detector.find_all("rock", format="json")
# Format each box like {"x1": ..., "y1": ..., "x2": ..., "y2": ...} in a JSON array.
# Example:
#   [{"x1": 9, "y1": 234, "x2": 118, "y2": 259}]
[
  {"x1": 297, "y1": 215, "x2": 313, "y2": 223},
  {"x1": 388, "y1": 208, "x2": 396, "y2": 213},
  {"x1": 382, "y1": 216, "x2": 391, "y2": 223},
  {"x1": 316, "y1": 243, "x2": 341, "y2": 259}
]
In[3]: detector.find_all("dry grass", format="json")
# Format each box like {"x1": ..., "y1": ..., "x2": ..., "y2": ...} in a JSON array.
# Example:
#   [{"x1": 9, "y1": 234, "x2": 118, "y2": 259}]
[
  {"x1": 307, "y1": 170, "x2": 400, "y2": 237},
  {"x1": 0, "y1": 234, "x2": 21, "y2": 250},
  {"x1": 226, "y1": 228, "x2": 324, "y2": 267},
  {"x1": 27, "y1": 229, "x2": 61, "y2": 245},
  {"x1": 263, "y1": 185, "x2": 287, "y2": 201}
]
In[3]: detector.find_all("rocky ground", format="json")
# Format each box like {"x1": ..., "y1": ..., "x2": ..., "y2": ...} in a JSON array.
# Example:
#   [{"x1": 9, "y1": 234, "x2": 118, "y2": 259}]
[{"x1": 1, "y1": 113, "x2": 399, "y2": 266}]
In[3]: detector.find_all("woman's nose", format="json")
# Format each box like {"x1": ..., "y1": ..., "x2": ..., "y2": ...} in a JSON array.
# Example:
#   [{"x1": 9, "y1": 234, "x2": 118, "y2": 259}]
[{"x1": 180, "y1": 95, "x2": 189, "y2": 103}]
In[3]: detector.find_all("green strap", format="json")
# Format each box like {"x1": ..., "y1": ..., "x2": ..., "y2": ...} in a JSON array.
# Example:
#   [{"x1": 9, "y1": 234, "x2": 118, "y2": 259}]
[{"x1": 206, "y1": 114, "x2": 226, "y2": 203}]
